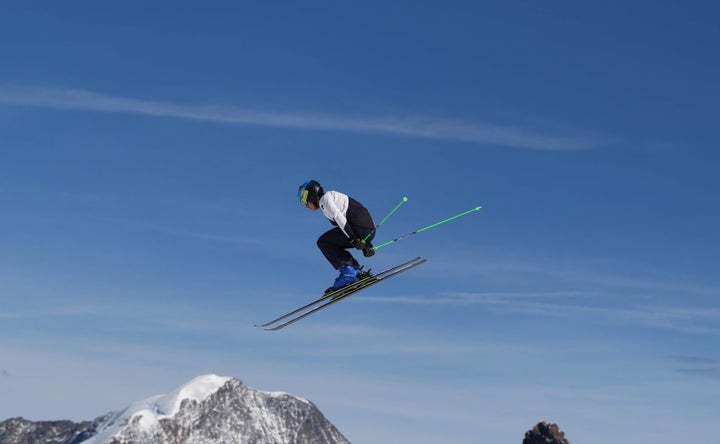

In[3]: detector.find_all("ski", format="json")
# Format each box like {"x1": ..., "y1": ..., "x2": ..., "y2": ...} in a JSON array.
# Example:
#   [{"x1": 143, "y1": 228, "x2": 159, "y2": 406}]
[
  {"x1": 254, "y1": 257, "x2": 423, "y2": 328},
  {"x1": 257, "y1": 257, "x2": 426, "y2": 331},
  {"x1": 265, "y1": 257, "x2": 426, "y2": 331}
]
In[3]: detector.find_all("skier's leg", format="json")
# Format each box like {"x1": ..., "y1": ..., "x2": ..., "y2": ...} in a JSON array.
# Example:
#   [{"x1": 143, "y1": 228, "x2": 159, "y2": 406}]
[{"x1": 317, "y1": 228, "x2": 358, "y2": 269}]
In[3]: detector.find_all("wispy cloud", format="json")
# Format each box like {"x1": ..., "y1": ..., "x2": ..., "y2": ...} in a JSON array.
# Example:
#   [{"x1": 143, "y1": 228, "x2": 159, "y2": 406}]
[
  {"x1": 360, "y1": 291, "x2": 720, "y2": 335},
  {"x1": 0, "y1": 312, "x2": 23, "y2": 319},
  {"x1": 0, "y1": 86, "x2": 603, "y2": 151},
  {"x1": 359, "y1": 290, "x2": 591, "y2": 306},
  {"x1": 671, "y1": 355, "x2": 720, "y2": 379},
  {"x1": 94, "y1": 216, "x2": 259, "y2": 245}
]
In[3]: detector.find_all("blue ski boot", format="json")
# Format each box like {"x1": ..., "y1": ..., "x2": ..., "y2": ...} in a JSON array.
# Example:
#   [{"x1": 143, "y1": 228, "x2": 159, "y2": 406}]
[{"x1": 329, "y1": 264, "x2": 360, "y2": 291}]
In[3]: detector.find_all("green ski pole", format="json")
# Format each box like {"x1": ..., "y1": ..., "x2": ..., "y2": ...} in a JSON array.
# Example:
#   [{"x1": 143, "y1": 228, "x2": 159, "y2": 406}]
[
  {"x1": 373, "y1": 205, "x2": 482, "y2": 251},
  {"x1": 362, "y1": 196, "x2": 408, "y2": 243}
]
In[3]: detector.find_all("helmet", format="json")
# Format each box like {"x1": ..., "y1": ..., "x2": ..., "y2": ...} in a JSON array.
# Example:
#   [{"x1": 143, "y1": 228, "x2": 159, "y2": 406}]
[{"x1": 298, "y1": 179, "x2": 324, "y2": 206}]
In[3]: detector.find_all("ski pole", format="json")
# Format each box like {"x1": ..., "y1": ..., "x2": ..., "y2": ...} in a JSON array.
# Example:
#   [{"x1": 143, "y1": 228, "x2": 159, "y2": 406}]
[
  {"x1": 362, "y1": 196, "x2": 408, "y2": 243},
  {"x1": 372, "y1": 205, "x2": 482, "y2": 251}
]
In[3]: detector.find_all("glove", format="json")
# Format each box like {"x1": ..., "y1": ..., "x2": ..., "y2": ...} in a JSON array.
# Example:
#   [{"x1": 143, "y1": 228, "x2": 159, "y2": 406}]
[
  {"x1": 350, "y1": 237, "x2": 365, "y2": 250},
  {"x1": 363, "y1": 243, "x2": 375, "y2": 257}
]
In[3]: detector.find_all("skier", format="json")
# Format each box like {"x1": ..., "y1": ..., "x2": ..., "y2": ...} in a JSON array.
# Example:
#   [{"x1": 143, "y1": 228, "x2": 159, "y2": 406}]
[{"x1": 298, "y1": 180, "x2": 376, "y2": 293}]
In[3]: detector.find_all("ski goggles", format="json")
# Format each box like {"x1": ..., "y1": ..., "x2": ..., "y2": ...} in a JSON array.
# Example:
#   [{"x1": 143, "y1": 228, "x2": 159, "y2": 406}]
[{"x1": 299, "y1": 188, "x2": 310, "y2": 206}]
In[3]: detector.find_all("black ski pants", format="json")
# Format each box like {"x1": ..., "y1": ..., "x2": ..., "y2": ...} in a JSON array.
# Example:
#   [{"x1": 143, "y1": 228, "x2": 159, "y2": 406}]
[{"x1": 317, "y1": 227, "x2": 375, "y2": 269}]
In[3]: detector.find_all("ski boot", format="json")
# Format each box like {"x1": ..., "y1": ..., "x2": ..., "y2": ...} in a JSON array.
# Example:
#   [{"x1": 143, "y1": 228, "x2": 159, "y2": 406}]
[{"x1": 324, "y1": 264, "x2": 360, "y2": 295}]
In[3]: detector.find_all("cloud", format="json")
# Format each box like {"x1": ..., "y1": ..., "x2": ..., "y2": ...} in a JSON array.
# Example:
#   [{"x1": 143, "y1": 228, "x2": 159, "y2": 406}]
[
  {"x1": 95, "y1": 216, "x2": 259, "y2": 245},
  {"x1": 681, "y1": 366, "x2": 720, "y2": 378},
  {"x1": 358, "y1": 290, "x2": 720, "y2": 335},
  {"x1": 671, "y1": 356, "x2": 720, "y2": 379},
  {"x1": 0, "y1": 86, "x2": 603, "y2": 151},
  {"x1": 363, "y1": 290, "x2": 588, "y2": 303},
  {"x1": 670, "y1": 355, "x2": 720, "y2": 365},
  {"x1": 0, "y1": 312, "x2": 23, "y2": 319}
]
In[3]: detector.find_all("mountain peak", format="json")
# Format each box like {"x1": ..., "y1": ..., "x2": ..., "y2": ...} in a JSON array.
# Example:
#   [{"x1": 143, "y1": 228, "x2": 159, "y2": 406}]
[
  {"x1": 88, "y1": 374, "x2": 232, "y2": 443},
  {"x1": 157, "y1": 374, "x2": 232, "y2": 417},
  {"x1": 76, "y1": 374, "x2": 349, "y2": 444},
  {"x1": 0, "y1": 374, "x2": 350, "y2": 444}
]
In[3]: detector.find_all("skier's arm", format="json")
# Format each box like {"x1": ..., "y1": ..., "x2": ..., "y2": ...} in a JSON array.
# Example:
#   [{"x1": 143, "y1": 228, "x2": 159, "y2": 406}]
[{"x1": 321, "y1": 194, "x2": 356, "y2": 239}]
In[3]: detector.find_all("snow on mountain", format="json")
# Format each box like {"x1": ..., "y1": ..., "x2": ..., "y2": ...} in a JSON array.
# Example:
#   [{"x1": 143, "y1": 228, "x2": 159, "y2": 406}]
[
  {"x1": 0, "y1": 374, "x2": 349, "y2": 444},
  {"x1": 84, "y1": 374, "x2": 348, "y2": 444},
  {"x1": 85, "y1": 374, "x2": 233, "y2": 443}
]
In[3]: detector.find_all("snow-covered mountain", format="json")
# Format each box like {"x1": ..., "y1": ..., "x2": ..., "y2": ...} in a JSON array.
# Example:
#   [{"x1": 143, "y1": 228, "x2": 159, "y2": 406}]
[{"x1": 0, "y1": 374, "x2": 350, "y2": 444}]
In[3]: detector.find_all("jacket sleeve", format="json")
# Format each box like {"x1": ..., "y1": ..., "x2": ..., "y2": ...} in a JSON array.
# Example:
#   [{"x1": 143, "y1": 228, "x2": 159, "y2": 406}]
[{"x1": 320, "y1": 192, "x2": 357, "y2": 239}]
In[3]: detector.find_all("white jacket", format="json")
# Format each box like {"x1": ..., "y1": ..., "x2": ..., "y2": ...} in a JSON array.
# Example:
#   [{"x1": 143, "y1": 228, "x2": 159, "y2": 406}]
[{"x1": 318, "y1": 191, "x2": 353, "y2": 237}]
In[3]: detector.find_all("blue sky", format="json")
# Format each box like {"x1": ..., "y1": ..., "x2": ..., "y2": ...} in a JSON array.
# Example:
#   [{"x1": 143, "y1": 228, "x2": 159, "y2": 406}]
[{"x1": 1, "y1": 1, "x2": 719, "y2": 443}]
